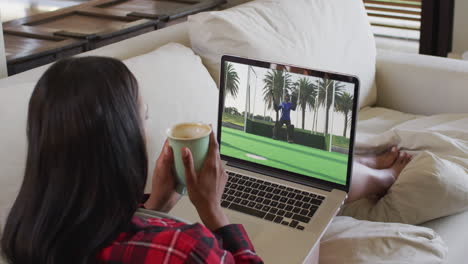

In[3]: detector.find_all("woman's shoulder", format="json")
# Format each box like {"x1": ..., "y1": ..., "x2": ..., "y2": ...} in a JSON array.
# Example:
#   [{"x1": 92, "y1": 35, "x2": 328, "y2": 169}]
[{"x1": 98, "y1": 216, "x2": 216, "y2": 263}]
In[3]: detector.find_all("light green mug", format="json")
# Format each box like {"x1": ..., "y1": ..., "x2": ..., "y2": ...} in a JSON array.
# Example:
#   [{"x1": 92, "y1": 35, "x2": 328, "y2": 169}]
[{"x1": 167, "y1": 122, "x2": 211, "y2": 195}]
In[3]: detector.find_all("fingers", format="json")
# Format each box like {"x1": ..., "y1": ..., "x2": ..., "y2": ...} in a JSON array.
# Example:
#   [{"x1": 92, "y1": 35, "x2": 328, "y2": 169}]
[
  {"x1": 182, "y1": 147, "x2": 197, "y2": 185},
  {"x1": 208, "y1": 128, "x2": 221, "y2": 163},
  {"x1": 159, "y1": 141, "x2": 173, "y2": 163},
  {"x1": 209, "y1": 131, "x2": 219, "y2": 152},
  {"x1": 163, "y1": 140, "x2": 173, "y2": 162},
  {"x1": 220, "y1": 169, "x2": 228, "y2": 186},
  {"x1": 156, "y1": 140, "x2": 173, "y2": 168}
]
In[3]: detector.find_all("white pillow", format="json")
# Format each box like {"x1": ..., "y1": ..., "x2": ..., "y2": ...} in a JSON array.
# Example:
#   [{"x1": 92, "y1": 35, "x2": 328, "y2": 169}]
[
  {"x1": 320, "y1": 216, "x2": 448, "y2": 264},
  {"x1": 0, "y1": 83, "x2": 35, "y2": 228},
  {"x1": 123, "y1": 43, "x2": 219, "y2": 191},
  {"x1": 188, "y1": 0, "x2": 377, "y2": 108},
  {"x1": 341, "y1": 151, "x2": 468, "y2": 225}
]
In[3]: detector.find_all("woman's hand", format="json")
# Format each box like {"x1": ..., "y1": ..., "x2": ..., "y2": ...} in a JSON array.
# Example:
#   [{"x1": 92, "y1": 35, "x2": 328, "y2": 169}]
[
  {"x1": 182, "y1": 130, "x2": 229, "y2": 231},
  {"x1": 144, "y1": 140, "x2": 181, "y2": 213}
]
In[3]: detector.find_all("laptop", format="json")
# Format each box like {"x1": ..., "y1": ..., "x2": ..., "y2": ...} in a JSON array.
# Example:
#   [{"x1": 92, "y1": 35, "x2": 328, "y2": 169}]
[{"x1": 171, "y1": 55, "x2": 359, "y2": 263}]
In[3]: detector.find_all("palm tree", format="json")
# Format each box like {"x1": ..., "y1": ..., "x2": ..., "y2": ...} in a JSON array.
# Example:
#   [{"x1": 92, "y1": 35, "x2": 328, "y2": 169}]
[
  {"x1": 335, "y1": 92, "x2": 354, "y2": 137},
  {"x1": 316, "y1": 78, "x2": 344, "y2": 134},
  {"x1": 291, "y1": 77, "x2": 316, "y2": 129},
  {"x1": 262, "y1": 70, "x2": 293, "y2": 122},
  {"x1": 223, "y1": 62, "x2": 240, "y2": 112}
]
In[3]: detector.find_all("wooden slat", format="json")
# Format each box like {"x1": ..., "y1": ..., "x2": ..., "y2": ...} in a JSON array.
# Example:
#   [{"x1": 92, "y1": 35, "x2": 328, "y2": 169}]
[
  {"x1": 3, "y1": 0, "x2": 116, "y2": 27},
  {"x1": 4, "y1": 31, "x2": 86, "y2": 62},
  {"x1": 79, "y1": 7, "x2": 139, "y2": 21},
  {"x1": 370, "y1": 22, "x2": 420, "y2": 31},
  {"x1": 367, "y1": 13, "x2": 421, "y2": 22},
  {"x1": 170, "y1": 0, "x2": 202, "y2": 4},
  {"x1": 364, "y1": 0, "x2": 421, "y2": 9},
  {"x1": 365, "y1": 0, "x2": 421, "y2": 4},
  {"x1": 163, "y1": 0, "x2": 226, "y2": 20},
  {"x1": 364, "y1": 0, "x2": 422, "y2": 40},
  {"x1": 4, "y1": 25, "x2": 66, "y2": 40},
  {"x1": 364, "y1": 5, "x2": 420, "y2": 15}
]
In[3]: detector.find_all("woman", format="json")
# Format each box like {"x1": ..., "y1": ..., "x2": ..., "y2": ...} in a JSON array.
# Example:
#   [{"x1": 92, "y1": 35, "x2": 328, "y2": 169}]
[{"x1": 1, "y1": 57, "x2": 263, "y2": 264}]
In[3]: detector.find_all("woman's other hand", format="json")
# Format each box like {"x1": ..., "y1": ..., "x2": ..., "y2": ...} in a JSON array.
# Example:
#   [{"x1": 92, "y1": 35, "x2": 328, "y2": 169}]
[
  {"x1": 144, "y1": 140, "x2": 181, "y2": 212},
  {"x1": 182, "y1": 130, "x2": 229, "y2": 231}
]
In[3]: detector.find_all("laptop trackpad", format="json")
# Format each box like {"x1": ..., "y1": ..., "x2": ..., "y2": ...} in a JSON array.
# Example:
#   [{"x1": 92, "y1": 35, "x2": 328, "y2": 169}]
[{"x1": 225, "y1": 211, "x2": 265, "y2": 238}]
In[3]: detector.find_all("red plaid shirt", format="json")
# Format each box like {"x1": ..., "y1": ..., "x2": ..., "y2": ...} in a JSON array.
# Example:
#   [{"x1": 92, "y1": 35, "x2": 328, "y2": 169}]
[{"x1": 97, "y1": 215, "x2": 263, "y2": 263}]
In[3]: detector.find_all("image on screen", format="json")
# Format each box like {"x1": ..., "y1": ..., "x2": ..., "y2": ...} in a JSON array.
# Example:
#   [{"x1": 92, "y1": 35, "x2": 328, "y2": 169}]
[{"x1": 220, "y1": 61, "x2": 356, "y2": 186}]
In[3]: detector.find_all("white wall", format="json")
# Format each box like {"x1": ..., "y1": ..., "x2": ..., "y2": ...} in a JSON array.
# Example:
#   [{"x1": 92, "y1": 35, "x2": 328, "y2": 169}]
[
  {"x1": 452, "y1": 0, "x2": 468, "y2": 56},
  {"x1": 0, "y1": 10, "x2": 7, "y2": 78}
]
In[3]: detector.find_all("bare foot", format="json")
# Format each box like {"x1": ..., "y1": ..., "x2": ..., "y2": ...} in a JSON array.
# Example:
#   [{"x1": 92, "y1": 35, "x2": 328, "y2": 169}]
[
  {"x1": 374, "y1": 152, "x2": 413, "y2": 196},
  {"x1": 384, "y1": 152, "x2": 412, "y2": 180},
  {"x1": 347, "y1": 153, "x2": 413, "y2": 202},
  {"x1": 355, "y1": 146, "x2": 399, "y2": 169}
]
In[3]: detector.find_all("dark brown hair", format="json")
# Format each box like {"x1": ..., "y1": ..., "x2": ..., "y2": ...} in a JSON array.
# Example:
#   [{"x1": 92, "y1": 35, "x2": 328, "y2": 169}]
[{"x1": 1, "y1": 57, "x2": 148, "y2": 264}]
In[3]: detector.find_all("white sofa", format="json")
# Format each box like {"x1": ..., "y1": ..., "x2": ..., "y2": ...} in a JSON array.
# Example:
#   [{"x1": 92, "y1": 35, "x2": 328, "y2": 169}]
[
  {"x1": 1, "y1": 2, "x2": 467, "y2": 264},
  {"x1": 0, "y1": 12, "x2": 7, "y2": 78}
]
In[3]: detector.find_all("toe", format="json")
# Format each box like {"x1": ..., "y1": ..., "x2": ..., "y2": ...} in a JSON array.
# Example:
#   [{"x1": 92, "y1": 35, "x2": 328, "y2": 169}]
[
  {"x1": 398, "y1": 153, "x2": 405, "y2": 163},
  {"x1": 385, "y1": 146, "x2": 400, "y2": 164}
]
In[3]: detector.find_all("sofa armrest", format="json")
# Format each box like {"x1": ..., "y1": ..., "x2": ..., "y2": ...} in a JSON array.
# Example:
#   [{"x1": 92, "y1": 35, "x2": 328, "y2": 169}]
[{"x1": 375, "y1": 49, "x2": 468, "y2": 115}]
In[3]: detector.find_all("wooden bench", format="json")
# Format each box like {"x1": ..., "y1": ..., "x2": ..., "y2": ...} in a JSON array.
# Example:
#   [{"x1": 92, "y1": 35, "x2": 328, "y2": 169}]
[{"x1": 4, "y1": 0, "x2": 226, "y2": 75}]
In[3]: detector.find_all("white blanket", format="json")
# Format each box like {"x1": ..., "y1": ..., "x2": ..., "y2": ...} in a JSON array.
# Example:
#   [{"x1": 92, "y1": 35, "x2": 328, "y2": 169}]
[
  {"x1": 320, "y1": 216, "x2": 447, "y2": 264},
  {"x1": 355, "y1": 111, "x2": 468, "y2": 159},
  {"x1": 345, "y1": 111, "x2": 468, "y2": 223},
  {"x1": 334, "y1": 108, "x2": 468, "y2": 264}
]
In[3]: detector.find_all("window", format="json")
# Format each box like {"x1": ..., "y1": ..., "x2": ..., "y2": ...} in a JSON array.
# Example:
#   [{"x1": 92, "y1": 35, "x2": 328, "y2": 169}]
[
  {"x1": 364, "y1": 0, "x2": 421, "y2": 41},
  {"x1": 364, "y1": 0, "x2": 455, "y2": 57}
]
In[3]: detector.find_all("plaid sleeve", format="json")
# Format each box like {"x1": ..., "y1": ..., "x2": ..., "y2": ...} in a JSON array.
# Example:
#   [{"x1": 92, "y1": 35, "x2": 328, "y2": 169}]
[
  {"x1": 187, "y1": 224, "x2": 263, "y2": 264},
  {"x1": 98, "y1": 217, "x2": 263, "y2": 264}
]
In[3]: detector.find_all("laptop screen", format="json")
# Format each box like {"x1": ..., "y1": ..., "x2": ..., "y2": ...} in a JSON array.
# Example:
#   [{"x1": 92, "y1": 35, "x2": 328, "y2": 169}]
[{"x1": 220, "y1": 57, "x2": 358, "y2": 187}]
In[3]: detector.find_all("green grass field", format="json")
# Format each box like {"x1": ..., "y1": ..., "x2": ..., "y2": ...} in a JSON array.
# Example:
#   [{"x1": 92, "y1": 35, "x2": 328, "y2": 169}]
[{"x1": 220, "y1": 126, "x2": 348, "y2": 185}]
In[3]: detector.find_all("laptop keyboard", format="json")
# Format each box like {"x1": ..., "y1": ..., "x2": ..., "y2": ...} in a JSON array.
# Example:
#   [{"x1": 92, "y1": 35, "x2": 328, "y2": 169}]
[{"x1": 221, "y1": 171, "x2": 325, "y2": 231}]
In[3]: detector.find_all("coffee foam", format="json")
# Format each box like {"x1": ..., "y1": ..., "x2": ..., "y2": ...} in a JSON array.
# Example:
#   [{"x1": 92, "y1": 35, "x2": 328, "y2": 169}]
[{"x1": 169, "y1": 123, "x2": 211, "y2": 139}]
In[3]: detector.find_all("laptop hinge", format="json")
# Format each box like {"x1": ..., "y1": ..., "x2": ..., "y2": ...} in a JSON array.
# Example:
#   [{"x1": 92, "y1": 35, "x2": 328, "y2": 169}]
[{"x1": 226, "y1": 161, "x2": 334, "y2": 192}]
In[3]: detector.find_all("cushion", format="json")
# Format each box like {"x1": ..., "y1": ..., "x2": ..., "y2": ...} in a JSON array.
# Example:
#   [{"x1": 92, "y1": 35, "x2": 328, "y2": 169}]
[
  {"x1": 122, "y1": 43, "x2": 219, "y2": 191},
  {"x1": 320, "y1": 216, "x2": 448, "y2": 264},
  {"x1": 188, "y1": 0, "x2": 377, "y2": 108}
]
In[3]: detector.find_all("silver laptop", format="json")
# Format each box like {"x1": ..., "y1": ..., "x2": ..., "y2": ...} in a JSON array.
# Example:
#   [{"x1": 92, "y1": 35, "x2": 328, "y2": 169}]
[{"x1": 172, "y1": 55, "x2": 359, "y2": 263}]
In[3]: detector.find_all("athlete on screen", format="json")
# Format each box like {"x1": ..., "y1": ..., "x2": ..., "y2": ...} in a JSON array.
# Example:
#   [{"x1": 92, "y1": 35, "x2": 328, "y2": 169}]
[{"x1": 273, "y1": 94, "x2": 297, "y2": 143}]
